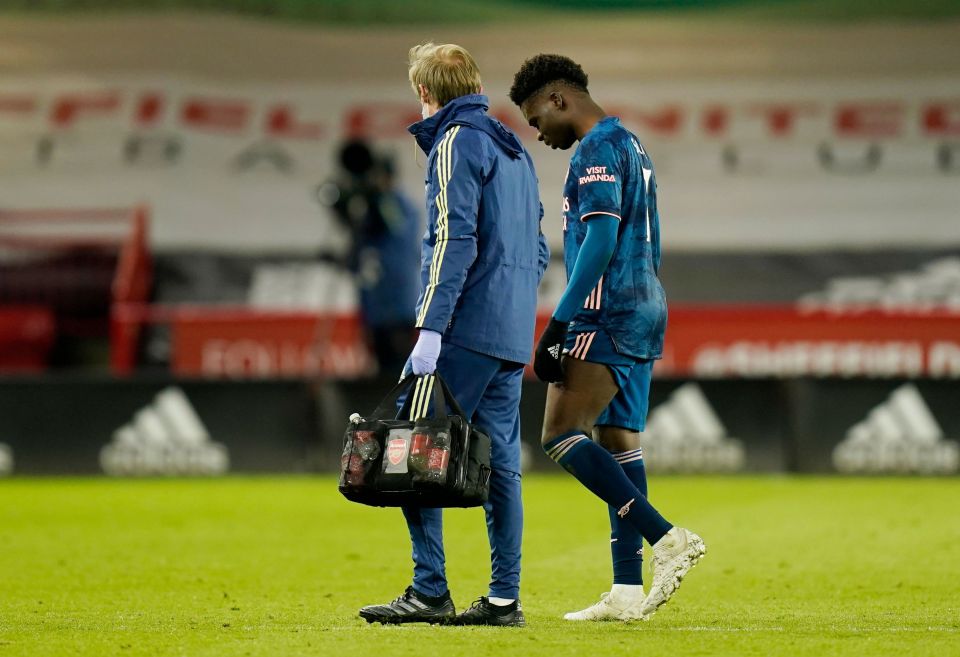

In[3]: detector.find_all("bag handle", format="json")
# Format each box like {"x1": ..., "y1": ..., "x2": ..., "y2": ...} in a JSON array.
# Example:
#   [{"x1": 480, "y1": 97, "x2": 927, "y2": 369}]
[
  {"x1": 407, "y1": 373, "x2": 470, "y2": 421},
  {"x1": 434, "y1": 374, "x2": 468, "y2": 420},
  {"x1": 366, "y1": 373, "x2": 469, "y2": 422},
  {"x1": 368, "y1": 375, "x2": 419, "y2": 420},
  {"x1": 395, "y1": 373, "x2": 453, "y2": 422}
]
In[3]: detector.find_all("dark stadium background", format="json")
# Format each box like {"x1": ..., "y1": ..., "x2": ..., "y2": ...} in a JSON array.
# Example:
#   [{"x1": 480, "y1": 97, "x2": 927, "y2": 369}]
[{"x1": 1, "y1": 0, "x2": 958, "y2": 478}]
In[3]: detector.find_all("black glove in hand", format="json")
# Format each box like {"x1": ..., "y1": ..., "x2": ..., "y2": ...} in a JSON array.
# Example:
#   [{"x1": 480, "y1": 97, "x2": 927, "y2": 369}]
[{"x1": 533, "y1": 318, "x2": 568, "y2": 383}]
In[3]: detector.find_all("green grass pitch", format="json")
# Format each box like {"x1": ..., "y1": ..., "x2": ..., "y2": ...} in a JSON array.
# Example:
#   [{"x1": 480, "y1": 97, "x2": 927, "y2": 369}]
[{"x1": 1, "y1": 475, "x2": 958, "y2": 656}]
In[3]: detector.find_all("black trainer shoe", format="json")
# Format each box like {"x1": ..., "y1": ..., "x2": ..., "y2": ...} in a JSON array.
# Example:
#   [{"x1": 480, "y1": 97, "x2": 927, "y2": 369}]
[
  {"x1": 358, "y1": 586, "x2": 456, "y2": 625},
  {"x1": 451, "y1": 597, "x2": 526, "y2": 627}
]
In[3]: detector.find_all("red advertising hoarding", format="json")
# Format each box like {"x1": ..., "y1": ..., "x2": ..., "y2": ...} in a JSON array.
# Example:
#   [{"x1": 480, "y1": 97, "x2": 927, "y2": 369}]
[
  {"x1": 136, "y1": 305, "x2": 960, "y2": 380},
  {"x1": 658, "y1": 306, "x2": 960, "y2": 378},
  {"x1": 169, "y1": 309, "x2": 374, "y2": 378}
]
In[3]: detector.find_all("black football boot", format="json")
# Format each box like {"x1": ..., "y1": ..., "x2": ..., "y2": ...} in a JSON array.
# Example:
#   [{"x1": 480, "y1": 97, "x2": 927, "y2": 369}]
[
  {"x1": 358, "y1": 586, "x2": 456, "y2": 625},
  {"x1": 451, "y1": 597, "x2": 526, "y2": 627}
]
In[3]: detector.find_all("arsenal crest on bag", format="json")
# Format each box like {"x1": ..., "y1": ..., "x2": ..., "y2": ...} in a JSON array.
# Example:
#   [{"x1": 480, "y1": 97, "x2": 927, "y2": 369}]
[{"x1": 338, "y1": 374, "x2": 492, "y2": 508}]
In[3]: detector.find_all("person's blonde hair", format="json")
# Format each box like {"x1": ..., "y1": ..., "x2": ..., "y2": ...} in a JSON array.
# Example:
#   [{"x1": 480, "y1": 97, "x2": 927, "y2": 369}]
[{"x1": 408, "y1": 42, "x2": 482, "y2": 108}]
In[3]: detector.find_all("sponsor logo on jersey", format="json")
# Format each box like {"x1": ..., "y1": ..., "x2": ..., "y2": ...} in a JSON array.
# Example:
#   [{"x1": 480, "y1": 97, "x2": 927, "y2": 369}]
[{"x1": 579, "y1": 166, "x2": 616, "y2": 185}]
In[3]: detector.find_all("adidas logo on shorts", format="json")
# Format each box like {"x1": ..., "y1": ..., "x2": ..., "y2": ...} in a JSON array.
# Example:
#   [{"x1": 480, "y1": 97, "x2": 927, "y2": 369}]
[
  {"x1": 833, "y1": 383, "x2": 959, "y2": 474},
  {"x1": 548, "y1": 344, "x2": 560, "y2": 359},
  {"x1": 100, "y1": 387, "x2": 230, "y2": 476}
]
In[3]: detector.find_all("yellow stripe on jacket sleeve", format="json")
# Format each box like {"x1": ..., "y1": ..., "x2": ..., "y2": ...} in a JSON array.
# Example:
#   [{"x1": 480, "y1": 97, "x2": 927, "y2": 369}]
[{"x1": 416, "y1": 125, "x2": 461, "y2": 328}]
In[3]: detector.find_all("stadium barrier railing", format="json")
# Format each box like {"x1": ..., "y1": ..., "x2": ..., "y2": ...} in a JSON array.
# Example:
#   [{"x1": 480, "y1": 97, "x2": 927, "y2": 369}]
[{"x1": 0, "y1": 205, "x2": 151, "y2": 371}]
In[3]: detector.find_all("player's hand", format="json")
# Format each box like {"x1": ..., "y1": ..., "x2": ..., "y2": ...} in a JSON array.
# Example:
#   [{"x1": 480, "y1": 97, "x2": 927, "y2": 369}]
[
  {"x1": 410, "y1": 329, "x2": 442, "y2": 376},
  {"x1": 533, "y1": 318, "x2": 568, "y2": 383}
]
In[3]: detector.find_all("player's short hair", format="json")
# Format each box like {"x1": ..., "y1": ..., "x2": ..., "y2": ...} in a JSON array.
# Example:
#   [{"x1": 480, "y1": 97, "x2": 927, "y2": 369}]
[
  {"x1": 408, "y1": 42, "x2": 482, "y2": 108},
  {"x1": 509, "y1": 54, "x2": 589, "y2": 106}
]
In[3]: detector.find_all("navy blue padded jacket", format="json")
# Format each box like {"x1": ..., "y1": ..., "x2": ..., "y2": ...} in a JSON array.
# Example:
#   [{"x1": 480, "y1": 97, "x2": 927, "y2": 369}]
[{"x1": 408, "y1": 94, "x2": 548, "y2": 364}]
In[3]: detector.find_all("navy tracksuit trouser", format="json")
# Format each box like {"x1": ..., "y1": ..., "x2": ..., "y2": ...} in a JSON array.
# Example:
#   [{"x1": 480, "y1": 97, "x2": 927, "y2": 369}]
[{"x1": 399, "y1": 341, "x2": 524, "y2": 600}]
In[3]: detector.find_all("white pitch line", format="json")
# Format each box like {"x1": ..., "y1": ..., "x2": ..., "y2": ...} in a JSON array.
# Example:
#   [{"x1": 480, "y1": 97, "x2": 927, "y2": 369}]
[
  {"x1": 639, "y1": 626, "x2": 958, "y2": 634},
  {"x1": 641, "y1": 626, "x2": 785, "y2": 632}
]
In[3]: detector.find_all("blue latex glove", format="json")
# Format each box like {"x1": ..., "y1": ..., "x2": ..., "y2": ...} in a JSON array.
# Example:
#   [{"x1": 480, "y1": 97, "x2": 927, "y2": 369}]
[{"x1": 410, "y1": 329, "x2": 442, "y2": 375}]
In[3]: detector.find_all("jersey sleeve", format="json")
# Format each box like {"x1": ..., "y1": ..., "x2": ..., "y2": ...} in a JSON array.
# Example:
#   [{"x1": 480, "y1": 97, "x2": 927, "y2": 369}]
[
  {"x1": 552, "y1": 215, "x2": 618, "y2": 323},
  {"x1": 572, "y1": 138, "x2": 623, "y2": 222}
]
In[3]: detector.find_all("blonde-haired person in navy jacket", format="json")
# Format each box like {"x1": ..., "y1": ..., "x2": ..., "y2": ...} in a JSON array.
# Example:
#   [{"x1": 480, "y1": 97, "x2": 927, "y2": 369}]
[{"x1": 358, "y1": 43, "x2": 548, "y2": 628}]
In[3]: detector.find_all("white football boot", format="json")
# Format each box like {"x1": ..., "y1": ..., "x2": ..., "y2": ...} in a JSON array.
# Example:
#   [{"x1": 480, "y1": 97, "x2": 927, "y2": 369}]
[
  {"x1": 640, "y1": 527, "x2": 706, "y2": 619},
  {"x1": 563, "y1": 585, "x2": 645, "y2": 621}
]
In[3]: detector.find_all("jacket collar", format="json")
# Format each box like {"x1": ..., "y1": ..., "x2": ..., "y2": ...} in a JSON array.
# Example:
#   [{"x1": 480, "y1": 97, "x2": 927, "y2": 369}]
[{"x1": 408, "y1": 94, "x2": 489, "y2": 154}]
